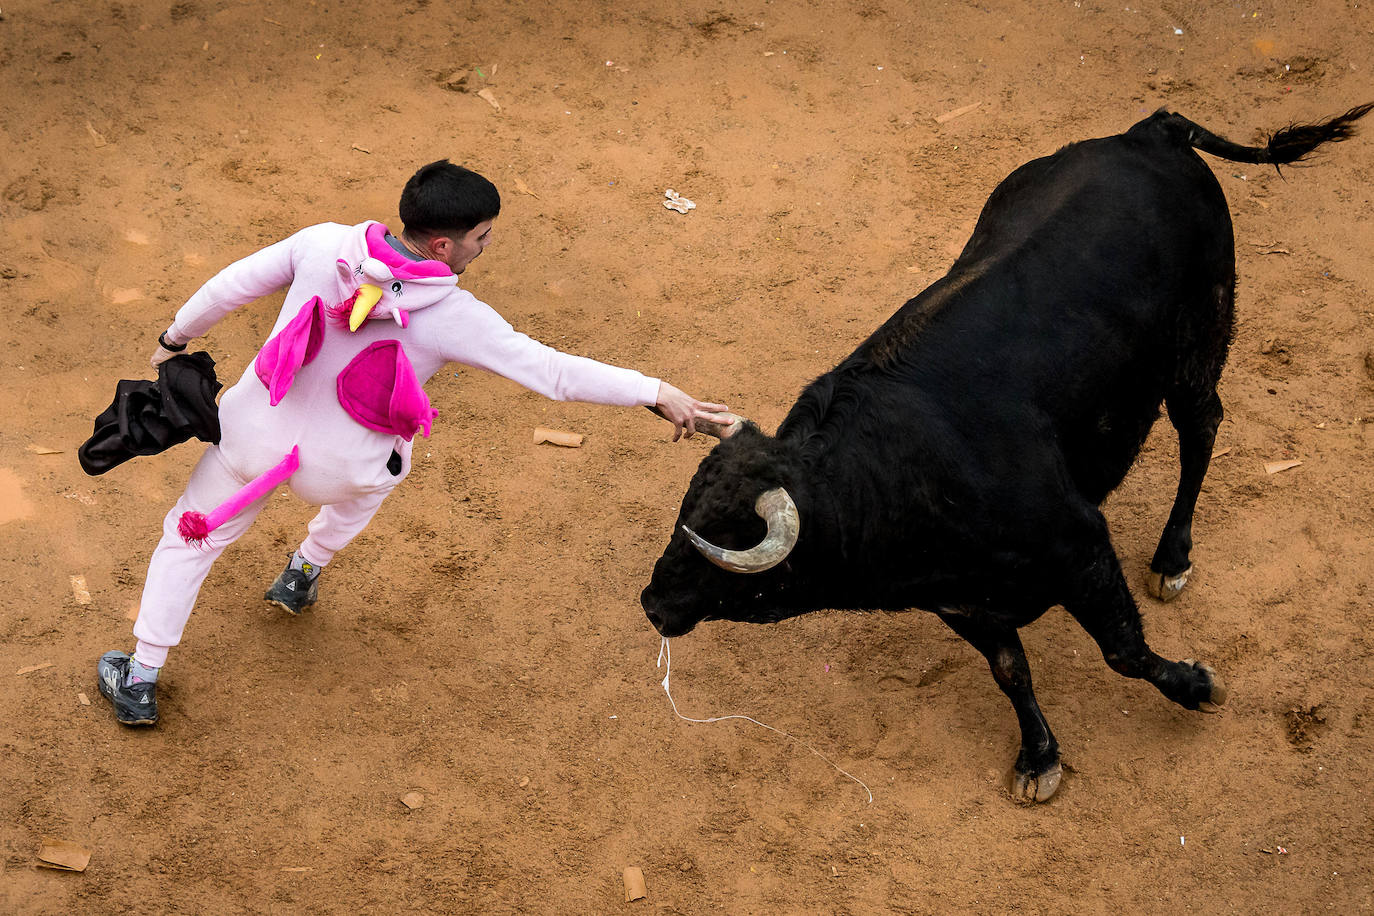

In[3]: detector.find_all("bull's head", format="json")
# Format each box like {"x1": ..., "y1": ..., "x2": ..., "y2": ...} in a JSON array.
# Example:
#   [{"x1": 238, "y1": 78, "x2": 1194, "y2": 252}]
[{"x1": 642, "y1": 423, "x2": 808, "y2": 637}]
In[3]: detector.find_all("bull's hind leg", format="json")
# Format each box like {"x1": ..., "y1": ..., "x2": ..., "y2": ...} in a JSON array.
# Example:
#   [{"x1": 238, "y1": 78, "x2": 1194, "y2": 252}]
[
  {"x1": 1066, "y1": 518, "x2": 1227, "y2": 713},
  {"x1": 1148, "y1": 386, "x2": 1223, "y2": 601},
  {"x1": 1150, "y1": 279, "x2": 1232, "y2": 601},
  {"x1": 936, "y1": 611, "x2": 1061, "y2": 804}
]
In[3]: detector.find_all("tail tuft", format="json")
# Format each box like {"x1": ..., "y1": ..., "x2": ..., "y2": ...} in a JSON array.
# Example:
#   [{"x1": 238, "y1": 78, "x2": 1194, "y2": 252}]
[
  {"x1": 1266, "y1": 102, "x2": 1374, "y2": 164},
  {"x1": 177, "y1": 511, "x2": 212, "y2": 548}
]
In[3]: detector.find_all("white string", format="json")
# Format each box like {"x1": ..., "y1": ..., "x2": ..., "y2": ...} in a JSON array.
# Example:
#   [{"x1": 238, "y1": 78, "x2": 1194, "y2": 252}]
[{"x1": 656, "y1": 636, "x2": 873, "y2": 804}]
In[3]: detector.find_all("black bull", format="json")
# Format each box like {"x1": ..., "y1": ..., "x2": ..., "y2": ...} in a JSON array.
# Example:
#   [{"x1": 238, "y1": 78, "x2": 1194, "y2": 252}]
[{"x1": 641, "y1": 105, "x2": 1371, "y2": 803}]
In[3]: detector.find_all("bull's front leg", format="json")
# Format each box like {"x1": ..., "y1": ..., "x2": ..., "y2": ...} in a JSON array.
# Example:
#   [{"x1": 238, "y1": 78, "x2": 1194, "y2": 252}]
[{"x1": 936, "y1": 611, "x2": 1062, "y2": 804}]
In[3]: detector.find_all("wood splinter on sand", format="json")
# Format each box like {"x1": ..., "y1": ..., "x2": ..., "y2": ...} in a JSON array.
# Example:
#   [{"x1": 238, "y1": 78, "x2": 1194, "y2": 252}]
[
  {"x1": 533, "y1": 427, "x2": 584, "y2": 448},
  {"x1": 16, "y1": 662, "x2": 55, "y2": 676},
  {"x1": 935, "y1": 101, "x2": 981, "y2": 124}
]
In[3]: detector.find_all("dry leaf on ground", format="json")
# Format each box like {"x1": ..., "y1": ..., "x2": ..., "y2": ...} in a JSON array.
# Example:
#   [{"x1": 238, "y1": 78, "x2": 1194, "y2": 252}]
[
  {"x1": 623, "y1": 866, "x2": 647, "y2": 902},
  {"x1": 37, "y1": 837, "x2": 91, "y2": 872}
]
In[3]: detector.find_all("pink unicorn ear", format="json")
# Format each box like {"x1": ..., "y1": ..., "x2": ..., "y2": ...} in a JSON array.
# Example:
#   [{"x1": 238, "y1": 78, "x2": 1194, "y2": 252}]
[{"x1": 255, "y1": 297, "x2": 326, "y2": 405}]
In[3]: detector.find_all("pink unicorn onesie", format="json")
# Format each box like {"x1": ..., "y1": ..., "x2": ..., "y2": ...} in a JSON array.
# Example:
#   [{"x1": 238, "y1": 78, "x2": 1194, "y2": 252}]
[{"x1": 130, "y1": 220, "x2": 663, "y2": 669}]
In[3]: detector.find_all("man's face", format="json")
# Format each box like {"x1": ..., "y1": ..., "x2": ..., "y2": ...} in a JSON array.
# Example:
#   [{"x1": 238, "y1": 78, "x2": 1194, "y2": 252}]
[{"x1": 432, "y1": 220, "x2": 493, "y2": 275}]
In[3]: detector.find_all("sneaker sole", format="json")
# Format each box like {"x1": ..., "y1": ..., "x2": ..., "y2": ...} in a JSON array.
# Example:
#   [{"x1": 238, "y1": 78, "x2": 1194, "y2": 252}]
[
  {"x1": 266, "y1": 596, "x2": 317, "y2": 616},
  {"x1": 96, "y1": 681, "x2": 157, "y2": 726}
]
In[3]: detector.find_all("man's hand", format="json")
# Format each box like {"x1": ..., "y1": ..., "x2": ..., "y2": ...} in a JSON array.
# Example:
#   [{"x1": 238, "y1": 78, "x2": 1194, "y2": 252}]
[
  {"x1": 655, "y1": 382, "x2": 731, "y2": 442},
  {"x1": 150, "y1": 329, "x2": 188, "y2": 368},
  {"x1": 149, "y1": 343, "x2": 182, "y2": 368}
]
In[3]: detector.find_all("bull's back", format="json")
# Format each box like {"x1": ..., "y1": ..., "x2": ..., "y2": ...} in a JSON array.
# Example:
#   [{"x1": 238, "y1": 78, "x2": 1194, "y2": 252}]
[{"x1": 843, "y1": 125, "x2": 1235, "y2": 502}]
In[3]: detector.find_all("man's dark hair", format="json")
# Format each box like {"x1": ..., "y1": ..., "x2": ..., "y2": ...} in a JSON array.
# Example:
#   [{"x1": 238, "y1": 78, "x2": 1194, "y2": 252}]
[{"x1": 398, "y1": 160, "x2": 501, "y2": 236}]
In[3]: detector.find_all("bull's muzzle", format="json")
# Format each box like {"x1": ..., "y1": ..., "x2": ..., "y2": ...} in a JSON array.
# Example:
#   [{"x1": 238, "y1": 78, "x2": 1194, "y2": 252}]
[{"x1": 682, "y1": 487, "x2": 800, "y2": 573}]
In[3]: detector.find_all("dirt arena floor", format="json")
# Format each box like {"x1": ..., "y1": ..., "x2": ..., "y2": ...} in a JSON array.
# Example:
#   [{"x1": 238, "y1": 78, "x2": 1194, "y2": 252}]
[{"x1": 3, "y1": 0, "x2": 1373, "y2": 912}]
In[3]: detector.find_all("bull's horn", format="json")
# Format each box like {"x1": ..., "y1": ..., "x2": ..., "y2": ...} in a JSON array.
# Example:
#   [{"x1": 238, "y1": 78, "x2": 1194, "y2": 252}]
[
  {"x1": 646, "y1": 406, "x2": 746, "y2": 439},
  {"x1": 683, "y1": 487, "x2": 799, "y2": 573},
  {"x1": 695, "y1": 412, "x2": 745, "y2": 439}
]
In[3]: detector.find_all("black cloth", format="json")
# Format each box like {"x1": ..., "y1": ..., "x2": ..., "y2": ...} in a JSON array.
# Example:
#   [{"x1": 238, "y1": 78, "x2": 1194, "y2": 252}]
[{"x1": 78, "y1": 351, "x2": 223, "y2": 476}]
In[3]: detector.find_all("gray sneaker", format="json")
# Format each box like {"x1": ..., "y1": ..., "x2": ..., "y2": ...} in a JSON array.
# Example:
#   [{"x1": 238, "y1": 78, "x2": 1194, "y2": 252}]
[
  {"x1": 96, "y1": 651, "x2": 158, "y2": 726},
  {"x1": 264, "y1": 553, "x2": 320, "y2": 615}
]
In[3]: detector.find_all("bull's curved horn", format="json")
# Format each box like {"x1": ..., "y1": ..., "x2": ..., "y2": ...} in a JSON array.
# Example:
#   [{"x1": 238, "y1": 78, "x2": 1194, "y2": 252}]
[
  {"x1": 682, "y1": 487, "x2": 800, "y2": 573},
  {"x1": 694, "y1": 412, "x2": 745, "y2": 440},
  {"x1": 645, "y1": 406, "x2": 746, "y2": 439}
]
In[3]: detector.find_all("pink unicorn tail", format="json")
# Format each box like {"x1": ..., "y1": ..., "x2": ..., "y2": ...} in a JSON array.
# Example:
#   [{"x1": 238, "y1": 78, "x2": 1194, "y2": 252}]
[{"x1": 177, "y1": 447, "x2": 301, "y2": 548}]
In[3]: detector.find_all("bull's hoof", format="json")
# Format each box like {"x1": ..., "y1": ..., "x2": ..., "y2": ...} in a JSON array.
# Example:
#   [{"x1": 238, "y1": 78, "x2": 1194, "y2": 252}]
[
  {"x1": 1182, "y1": 659, "x2": 1228, "y2": 713},
  {"x1": 1009, "y1": 760, "x2": 1062, "y2": 805},
  {"x1": 1146, "y1": 565, "x2": 1193, "y2": 602}
]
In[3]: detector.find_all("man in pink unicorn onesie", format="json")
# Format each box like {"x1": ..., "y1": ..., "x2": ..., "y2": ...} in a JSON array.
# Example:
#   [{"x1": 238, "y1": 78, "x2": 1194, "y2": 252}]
[{"x1": 97, "y1": 160, "x2": 731, "y2": 726}]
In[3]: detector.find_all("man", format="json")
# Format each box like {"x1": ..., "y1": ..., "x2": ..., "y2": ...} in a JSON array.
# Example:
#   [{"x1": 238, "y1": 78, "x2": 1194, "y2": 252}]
[{"x1": 97, "y1": 160, "x2": 729, "y2": 726}]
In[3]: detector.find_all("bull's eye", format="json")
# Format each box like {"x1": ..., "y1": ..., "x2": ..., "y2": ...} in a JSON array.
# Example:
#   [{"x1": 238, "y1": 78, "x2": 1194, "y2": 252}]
[{"x1": 390, "y1": 280, "x2": 403, "y2": 295}]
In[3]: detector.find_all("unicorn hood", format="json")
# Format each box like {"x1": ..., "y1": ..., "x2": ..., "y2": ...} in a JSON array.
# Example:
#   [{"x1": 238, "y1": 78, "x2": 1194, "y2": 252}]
[{"x1": 333, "y1": 222, "x2": 458, "y2": 331}]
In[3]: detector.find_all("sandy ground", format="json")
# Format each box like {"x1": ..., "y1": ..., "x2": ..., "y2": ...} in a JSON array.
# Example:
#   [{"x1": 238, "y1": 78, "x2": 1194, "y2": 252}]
[{"x1": 3, "y1": 0, "x2": 1373, "y2": 912}]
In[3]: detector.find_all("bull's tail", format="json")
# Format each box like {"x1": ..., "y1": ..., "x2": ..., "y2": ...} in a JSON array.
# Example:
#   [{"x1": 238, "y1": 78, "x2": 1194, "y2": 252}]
[{"x1": 1150, "y1": 102, "x2": 1373, "y2": 166}]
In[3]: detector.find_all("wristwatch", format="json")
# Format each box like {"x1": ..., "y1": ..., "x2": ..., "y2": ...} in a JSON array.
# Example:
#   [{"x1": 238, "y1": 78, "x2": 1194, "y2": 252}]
[{"x1": 157, "y1": 330, "x2": 188, "y2": 352}]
